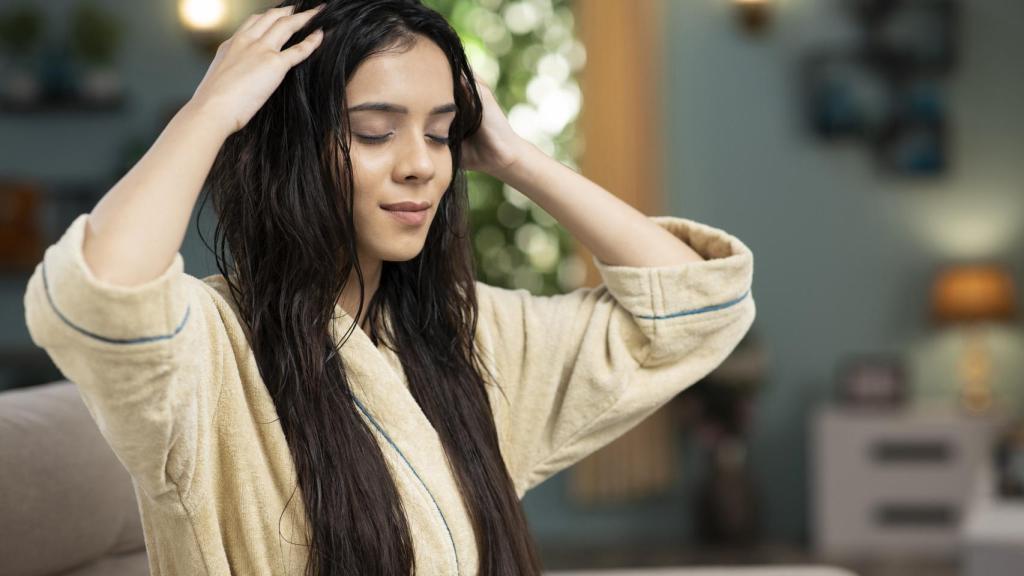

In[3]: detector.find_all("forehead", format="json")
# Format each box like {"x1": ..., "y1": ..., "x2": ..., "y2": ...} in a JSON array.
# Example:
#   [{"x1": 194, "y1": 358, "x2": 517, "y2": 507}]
[{"x1": 346, "y1": 37, "x2": 454, "y2": 113}]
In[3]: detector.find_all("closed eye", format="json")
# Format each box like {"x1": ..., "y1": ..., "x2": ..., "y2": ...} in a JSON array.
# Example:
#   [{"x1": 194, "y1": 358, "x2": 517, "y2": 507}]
[{"x1": 356, "y1": 133, "x2": 450, "y2": 145}]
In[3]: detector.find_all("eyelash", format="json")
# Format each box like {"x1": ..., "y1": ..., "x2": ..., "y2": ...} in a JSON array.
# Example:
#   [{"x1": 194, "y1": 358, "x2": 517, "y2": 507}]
[{"x1": 356, "y1": 133, "x2": 450, "y2": 146}]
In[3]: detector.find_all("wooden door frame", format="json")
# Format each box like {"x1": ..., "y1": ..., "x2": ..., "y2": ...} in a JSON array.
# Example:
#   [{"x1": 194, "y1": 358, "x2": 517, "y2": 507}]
[
  {"x1": 573, "y1": 0, "x2": 665, "y2": 288},
  {"x1": 567, "y1": 0, "x2": 675, "y2": 505}
]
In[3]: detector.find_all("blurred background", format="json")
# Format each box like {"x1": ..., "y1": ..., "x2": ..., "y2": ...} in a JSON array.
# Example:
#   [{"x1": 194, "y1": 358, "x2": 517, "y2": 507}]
[{"x1": 1, "y1": 0, "x2": 1022, "y2": 575}]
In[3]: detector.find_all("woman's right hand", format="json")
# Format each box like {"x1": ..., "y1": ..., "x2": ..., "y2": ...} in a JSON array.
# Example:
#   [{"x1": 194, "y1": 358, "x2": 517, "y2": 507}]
[{"x1": 188, "y1": 3, "x2": 327, "y2": 137}]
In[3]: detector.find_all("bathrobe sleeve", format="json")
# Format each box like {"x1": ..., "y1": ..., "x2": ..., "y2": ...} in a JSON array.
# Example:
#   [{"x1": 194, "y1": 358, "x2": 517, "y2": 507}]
[
  {"x1": 23, "y1": 213, "x2": 227, "y2": 501},
  {"x1": 474, "y1": 215, "x2": 756, "y2": 497}
]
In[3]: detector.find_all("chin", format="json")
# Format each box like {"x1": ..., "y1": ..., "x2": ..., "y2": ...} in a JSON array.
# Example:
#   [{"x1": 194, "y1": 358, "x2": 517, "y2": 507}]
[{"x1": 380, "y1": 246, "x2": 426, "y2": 263}]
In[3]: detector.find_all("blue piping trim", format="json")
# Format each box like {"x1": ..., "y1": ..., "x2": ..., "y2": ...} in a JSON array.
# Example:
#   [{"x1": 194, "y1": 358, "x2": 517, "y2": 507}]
[
  {"x1": 635, "y1": 288, "x2": 750, "y2": 320},
  {"x1": 41, "y1": 260, "x2": 191, "y2": 345},
  {"x1": 352, "y1": 396, "x2": 461, "y2": 574}
]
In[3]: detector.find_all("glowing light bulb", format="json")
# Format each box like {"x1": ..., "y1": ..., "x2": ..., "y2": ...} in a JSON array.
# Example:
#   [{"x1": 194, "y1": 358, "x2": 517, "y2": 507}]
[{"x1": 179, "y1": 0, "x2": 228, "y2": 32}]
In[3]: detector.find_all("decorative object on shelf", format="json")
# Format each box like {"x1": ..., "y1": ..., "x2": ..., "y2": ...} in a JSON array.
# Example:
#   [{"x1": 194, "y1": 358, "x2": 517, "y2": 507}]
[
  {"x1": 684, "y1": 330, "x2": 767, "y2": 546},
  {"x1": 69, "y1": 0, "x2": 124, "y2": 104},
  {"x1": 993, "y1": 419, "x2": 1024, "y2": 499},
  {"x1": 799, "y1": 0, "x2": 960, "y2": 176},
  {"x1": 178, "y1": 0, "x2": 234, "y2": 58},
  {"x1": 0, "y1": 179, "x2": 45, "y2": 274},
  {"x1": 961, "y1": 458, "x2": 1024, "y2": 576},
  {"x1": 834, "y1": 353, "x2": 908, "y2": 410},
  {"x1": 0, "y1": 1, "x2": 126, "y2": 113},
  {"x1": 0, "y1": 3, "x2": 46, "y2": 105},
  {"x1": 931, "y1": 264, "x2": 1017, "y2": 415}
]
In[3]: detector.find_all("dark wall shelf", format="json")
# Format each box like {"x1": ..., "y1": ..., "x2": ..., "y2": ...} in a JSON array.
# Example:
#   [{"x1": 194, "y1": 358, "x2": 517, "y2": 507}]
[{"x1": 0, "y1": 94, "x2": 126, "y2": 114}]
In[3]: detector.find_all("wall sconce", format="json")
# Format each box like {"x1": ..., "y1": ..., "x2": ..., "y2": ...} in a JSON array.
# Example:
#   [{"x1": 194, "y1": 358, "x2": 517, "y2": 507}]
[
  {"x1": 930, "y1": 264, "x2": 1017, "y2": 415},
  {"x1": 178, "y1": 0, "x2": 233, "y2": 57},
  {"x1": 733, "y1": 0, "x2": 774, "y2": 36}
]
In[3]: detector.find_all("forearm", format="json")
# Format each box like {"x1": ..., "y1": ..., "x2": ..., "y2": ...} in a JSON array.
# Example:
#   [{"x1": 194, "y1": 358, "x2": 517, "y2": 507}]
[
  {"x1": 84, "y1": 99, "x2": 230, "y2": 287},
  {"x1": 494, "y1": 139, "x2": 705, "y2": 267}
]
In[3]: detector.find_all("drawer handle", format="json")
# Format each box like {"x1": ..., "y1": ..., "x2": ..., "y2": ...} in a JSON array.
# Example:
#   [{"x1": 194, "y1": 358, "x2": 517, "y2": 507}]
[
  {"x1": 871, "y1": 439, "x2": 953, "y2": 464},
  {"x1": 874, "y1": 503, "x2": 957, "y2": 527}
]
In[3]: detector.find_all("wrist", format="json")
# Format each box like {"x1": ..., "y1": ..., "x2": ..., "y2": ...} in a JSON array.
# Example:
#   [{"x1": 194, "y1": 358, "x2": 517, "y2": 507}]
[
  {"x1": 179, "y1": 97, "x2": 235, "y2": 142},
  {"x1": 491, "y1": 137, "x2": 538, "y2": 183}
]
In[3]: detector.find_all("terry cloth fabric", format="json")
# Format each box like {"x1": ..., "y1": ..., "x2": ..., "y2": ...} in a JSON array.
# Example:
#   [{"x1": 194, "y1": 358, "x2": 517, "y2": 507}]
[{"x1": 23, "y1": 212, "x2": 755, "y2": 575}]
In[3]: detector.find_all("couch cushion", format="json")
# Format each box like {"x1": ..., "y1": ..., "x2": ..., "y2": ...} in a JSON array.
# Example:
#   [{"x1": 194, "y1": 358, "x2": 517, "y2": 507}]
[
  {"x1": 0, "y1": 381, "x2": 146, "y2": 576},
  {"x1": 54, "y1": 551, "x2": 149, "y2": 576}
]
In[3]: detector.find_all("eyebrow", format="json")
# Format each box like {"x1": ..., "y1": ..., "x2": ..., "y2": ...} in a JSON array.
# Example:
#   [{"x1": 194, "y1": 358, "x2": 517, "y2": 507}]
[{"x1": 347, "y1": 102, "x2": 457, "y2": 116}]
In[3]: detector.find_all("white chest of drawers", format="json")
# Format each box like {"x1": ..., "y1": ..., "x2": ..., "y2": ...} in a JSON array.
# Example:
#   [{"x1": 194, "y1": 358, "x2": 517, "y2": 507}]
[{"x1": 812, "y1": 405, "x2": 997, "y2": 559}]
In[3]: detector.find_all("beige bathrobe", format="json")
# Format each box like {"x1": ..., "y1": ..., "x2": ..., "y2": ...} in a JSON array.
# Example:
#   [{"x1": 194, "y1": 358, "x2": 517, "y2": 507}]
[{"x1": 23, "y1": 212, "x2": 755, "y2": 575}]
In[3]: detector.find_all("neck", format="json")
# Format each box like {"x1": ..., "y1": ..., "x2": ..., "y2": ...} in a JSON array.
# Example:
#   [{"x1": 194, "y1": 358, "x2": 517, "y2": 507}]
[{"x1": 337, "y1": 257, "x2": 382, "y2": 332}]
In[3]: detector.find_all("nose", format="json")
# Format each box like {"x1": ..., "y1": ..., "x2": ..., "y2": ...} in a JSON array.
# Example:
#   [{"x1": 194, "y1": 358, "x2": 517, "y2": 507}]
[{"x1": 396, "y1": 130, "x2": 437, "y2": 183}]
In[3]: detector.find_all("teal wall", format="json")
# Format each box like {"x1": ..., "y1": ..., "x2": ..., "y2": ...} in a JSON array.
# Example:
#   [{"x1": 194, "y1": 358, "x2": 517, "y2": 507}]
[{"x1": 657, "y1": 0, "x2": 1024, "y2": 544}]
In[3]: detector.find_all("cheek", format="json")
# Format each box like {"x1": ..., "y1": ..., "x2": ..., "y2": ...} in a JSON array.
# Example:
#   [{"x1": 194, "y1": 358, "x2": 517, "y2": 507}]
[
  {"x1": 347, "y1": 152, "x2": 370, "y2": 184},
  {"x1": 347, "y1": 157, "x2": 382, "y2": 203}
]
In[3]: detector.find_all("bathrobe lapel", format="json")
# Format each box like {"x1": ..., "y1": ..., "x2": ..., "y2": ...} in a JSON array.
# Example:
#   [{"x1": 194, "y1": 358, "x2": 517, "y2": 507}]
[{"x1": 331, "y1": 308, "x2": 477, "y2": 574}]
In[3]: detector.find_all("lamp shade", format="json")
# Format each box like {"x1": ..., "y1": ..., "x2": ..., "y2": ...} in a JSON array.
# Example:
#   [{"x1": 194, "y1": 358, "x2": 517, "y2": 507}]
[{"x1": 931, "y1": 264, "x2": 1017, "y2": 324}]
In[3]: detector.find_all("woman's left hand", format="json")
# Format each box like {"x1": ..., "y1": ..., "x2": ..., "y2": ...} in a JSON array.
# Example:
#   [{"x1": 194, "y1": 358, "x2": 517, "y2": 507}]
[{"x1": 459, "y1": 76, "x2": 529, "y2": 179}]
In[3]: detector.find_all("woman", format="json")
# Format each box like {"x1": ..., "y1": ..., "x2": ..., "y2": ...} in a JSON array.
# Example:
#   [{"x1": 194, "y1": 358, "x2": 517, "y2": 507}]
[{"x1": 23, "y1": 1, "x2": 756, "y2": 574}]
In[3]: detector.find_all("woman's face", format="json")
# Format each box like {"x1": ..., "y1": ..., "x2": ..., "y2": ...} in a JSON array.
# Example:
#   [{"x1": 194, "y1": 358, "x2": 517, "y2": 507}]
[{"x1": 344, "y1": 35, "x2": 456, "y2": 265}]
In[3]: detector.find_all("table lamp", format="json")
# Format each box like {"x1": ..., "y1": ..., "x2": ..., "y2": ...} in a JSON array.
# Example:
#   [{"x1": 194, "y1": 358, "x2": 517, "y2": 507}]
[{"x1": 930, "y1": 264, "x2": 1017, "y2": 414}]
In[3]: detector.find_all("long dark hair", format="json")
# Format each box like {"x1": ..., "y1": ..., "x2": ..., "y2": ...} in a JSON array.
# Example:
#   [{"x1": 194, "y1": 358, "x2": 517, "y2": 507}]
[{"x1": 198, "y1": 1, "x2": 543, "y2": 574}]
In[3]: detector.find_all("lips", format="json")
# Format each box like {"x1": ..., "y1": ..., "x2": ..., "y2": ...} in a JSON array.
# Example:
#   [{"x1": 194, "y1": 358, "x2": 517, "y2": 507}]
[
  {"x1": 383, "y1": 205, "x2": 429, "y2": 226},
  {"x1": 380, "y1": 201, "x2": 430, "y2": 211}
]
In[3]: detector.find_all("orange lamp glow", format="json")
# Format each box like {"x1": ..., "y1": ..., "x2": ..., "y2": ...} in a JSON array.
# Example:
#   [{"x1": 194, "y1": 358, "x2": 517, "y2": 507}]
[
  {"x1": 930, "y1": 264, "x2": 1017, "y2": 415},
  {"x1": 931, "y1": 265, "x2": 1016, "y2": 325}
]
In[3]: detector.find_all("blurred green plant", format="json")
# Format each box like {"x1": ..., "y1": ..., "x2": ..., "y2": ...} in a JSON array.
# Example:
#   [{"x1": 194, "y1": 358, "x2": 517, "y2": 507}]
[
  {"x1": 0, "y1": 4, "x2": 45, "y2": 61},
  {"x1": 424, "y1": 0, "x2": 587, "y2": 294},
  {"x1": 69, "y1": 1, "x2": 123, "y2": 67}
]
